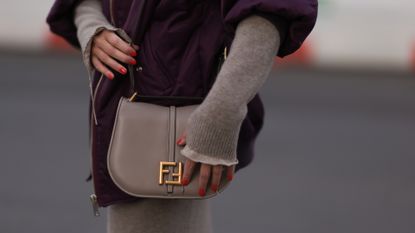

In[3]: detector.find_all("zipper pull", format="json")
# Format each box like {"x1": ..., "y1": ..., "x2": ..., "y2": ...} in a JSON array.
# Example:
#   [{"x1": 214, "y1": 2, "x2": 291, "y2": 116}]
[
  {"x1": 223, "y1": 46, "x2": 228, "y2": 60},
  {"x1": 89, "y1": 194, "x2": 101, "y2": 217}
]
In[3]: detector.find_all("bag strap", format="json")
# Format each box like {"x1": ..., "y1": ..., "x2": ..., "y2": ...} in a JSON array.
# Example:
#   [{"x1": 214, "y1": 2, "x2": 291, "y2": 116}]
[
  {"x1": 126, "y1": 0, "x2": 228, "y2": 104},
  {"x1": 126, "y1": 0, "x2": 147, "y2": 97}
]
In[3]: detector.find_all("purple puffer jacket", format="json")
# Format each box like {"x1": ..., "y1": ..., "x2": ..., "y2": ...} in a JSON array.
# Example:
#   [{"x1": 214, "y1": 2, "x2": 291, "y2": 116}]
[{"x1": 46, "y1": 0, "x2": 317, "y2": 208}]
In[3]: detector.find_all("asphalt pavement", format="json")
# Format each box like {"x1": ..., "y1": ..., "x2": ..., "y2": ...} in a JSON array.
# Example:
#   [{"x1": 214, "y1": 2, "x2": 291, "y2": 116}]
[{"x1": 1, "y1": 52, "x2": 414, "y2": 233}]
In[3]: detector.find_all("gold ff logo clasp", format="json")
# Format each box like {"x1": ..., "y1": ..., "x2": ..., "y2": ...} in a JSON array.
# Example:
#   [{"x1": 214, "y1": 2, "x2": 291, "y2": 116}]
[{"x1": 159, "y1": 161, "x2": 183, "y2": 185}]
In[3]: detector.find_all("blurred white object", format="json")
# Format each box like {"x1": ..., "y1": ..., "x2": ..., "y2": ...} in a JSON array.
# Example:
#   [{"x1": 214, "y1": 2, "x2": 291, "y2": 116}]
[
  {"x1": 310, "y1": 0, "x2": 415, "y2": 70},
  {"x1": 0, "y1": 0, "x2": 55, "y2": 51},
  {"x1": 0, "y1": 0, "x2": 414, "y2": 71}
]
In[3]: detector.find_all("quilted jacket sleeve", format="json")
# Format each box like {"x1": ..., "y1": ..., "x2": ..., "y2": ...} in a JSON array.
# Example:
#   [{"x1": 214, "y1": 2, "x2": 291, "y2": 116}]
[
  {"x1": 46, "y1": 0, "x2": 86, "y2": 49},
  {"x1": 221, "y1": 0, "x2": 318, "y2": 57}
]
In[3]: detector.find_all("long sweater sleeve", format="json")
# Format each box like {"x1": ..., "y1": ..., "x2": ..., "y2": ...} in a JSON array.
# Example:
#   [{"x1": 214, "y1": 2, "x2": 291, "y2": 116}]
[
  {"x1": 180, "y1": 14, "x2": 281, "y2": 166},
  {"x1": 73, "y1": 0, "x2": 121, "y2": 73},
  {"x1": 73, "y1": 1, "x2": 281, "y2": 166}
]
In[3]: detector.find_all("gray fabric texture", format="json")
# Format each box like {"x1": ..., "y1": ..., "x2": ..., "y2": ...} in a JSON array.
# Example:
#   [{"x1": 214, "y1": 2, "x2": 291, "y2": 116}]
[
  {"x1": 73, "y1": 0, "x2": 281, "y2": 166},
  {"x1": 107, "y1": 198, "x2": 213, "y2": 233},
  {"x1": 180, "y1": 15, "x2": 281, "y2": 166},
  {"x1": 73, "y1": 0, "x2": 119, "y2": 73},
  {"x1": 74, "y1": 1, "x2": 280, "y2": 232}
]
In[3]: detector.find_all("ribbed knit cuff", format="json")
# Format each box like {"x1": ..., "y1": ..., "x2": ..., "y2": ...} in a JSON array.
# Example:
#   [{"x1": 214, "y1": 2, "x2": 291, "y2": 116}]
[
  {"x1": 81, "y1": 26, "x2": 121, "y2": 74},
  {"x1": 179, "y1": 14, "x2": 279, "y2": 166},
  {"x1": 180, "y1": 103, "x2": 248, "y2": 166}
]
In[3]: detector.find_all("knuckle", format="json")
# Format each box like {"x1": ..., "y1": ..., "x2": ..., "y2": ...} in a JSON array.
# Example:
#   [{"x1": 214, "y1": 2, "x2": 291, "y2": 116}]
[
  {"x1": 91, "y1": 57, "x2": 100, "y2": 65},
  {"x1": 93, "y1": 37, "x2": 103, "y2": 46},
  {"x1": 199, "y1": 173, "x2": 209, "y2": 180},
  {"x1": 119, "y1": 51, "x2": 128, "y2": 60},
  {"x1": 103, "y1": 56, "x2": 111, "y2": 64},
  {"x1": 107, "y1": 34, "x2": 118, "y2": 45},
  {"x1": 91, "y1": 46, "x2": 98, "y2": 54},
  {"x1": 213, "y1": 169, "x2": 222, "y2": 176},
  {"x1": 106, "y1": 47, "x2": 116, "y2": 55},
  {"x1": 110, "y1": 36, "x2": 120, "y2": 46},
  {"x1": 111, "y1": 50, "x2": 123, "y2": 59},
  {"x1": 98, "y1": 67, "x2": 106, "y2": 74}
]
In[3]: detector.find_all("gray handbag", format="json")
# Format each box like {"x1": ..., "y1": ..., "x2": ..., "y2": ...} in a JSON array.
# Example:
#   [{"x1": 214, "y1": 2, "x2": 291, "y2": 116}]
[{"x1": 106, "y1": 0, "x2": 231, "y2": 199}]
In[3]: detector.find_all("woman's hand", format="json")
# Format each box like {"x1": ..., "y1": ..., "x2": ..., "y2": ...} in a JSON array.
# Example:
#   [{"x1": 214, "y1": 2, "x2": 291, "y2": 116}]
[
  {"x1": 91, "y1": 29, "x2": 139, "y2": 80},
  {"x1": 176, "y1": 130, "x2": 235, "y2": 197}
]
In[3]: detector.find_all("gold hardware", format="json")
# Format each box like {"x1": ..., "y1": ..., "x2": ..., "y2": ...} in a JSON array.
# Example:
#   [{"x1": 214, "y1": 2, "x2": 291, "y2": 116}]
[
  {"x1": 128, "y1": 92, "x2": 138, "y2": 102},
  {"x1": 159, "y1": 161, "x2": 183, "y2": 185},
  {"x1": 89, "y1": 194, "x2": 101, "y2": 217},
  {"x1": 224, "y1": 46, "x2": 228, "y2": 60}
]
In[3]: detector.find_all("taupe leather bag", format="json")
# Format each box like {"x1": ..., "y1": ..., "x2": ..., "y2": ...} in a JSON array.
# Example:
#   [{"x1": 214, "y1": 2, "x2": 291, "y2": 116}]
[
  {"x1": 106, "y1": 89, "x2": 232, "y2": 199},
  {"x1": 106, "y1": 0, "x2": 231, "y2": 199}
]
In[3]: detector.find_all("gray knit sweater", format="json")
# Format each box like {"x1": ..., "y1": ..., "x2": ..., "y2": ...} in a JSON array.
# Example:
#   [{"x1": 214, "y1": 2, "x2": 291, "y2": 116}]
[{"x1": 74, "y1": 0, "x2": 280, "y2": 166}]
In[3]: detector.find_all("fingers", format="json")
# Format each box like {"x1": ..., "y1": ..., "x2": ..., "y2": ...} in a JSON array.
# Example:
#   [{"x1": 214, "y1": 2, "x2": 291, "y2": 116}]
[
  {"x1": 226, "y1": 165, "x2": 235, "y2": 181},
  {"x1": 210, "y1": 165, "x2": 223, "y2": 192},
  {"x1": 97, "y1": 37, "x2": 137, "y2": 65},
  {"x1": 93, "y1": 46, "x2": 128, "y2": 76},
  {"x1": 198, "y1": 163, "x2": 211, "y2": 197},
  {"x1": 91, "y1": 29, "x2": 138, "y2": 80},
  {"x1": 103, "y1": 31, "x2": 137, "y2": 57},
  {"x1": 176, "y1": 129, "x2": 234, "y2": 196},
  {"x1": 181, "y1": 159, "x2": 196, "y2": 186},
  {"x1": 91, "y1": 56, "x2": 114, "y2": 80},
  {"x1": 181, "y1": 159, "x2": 234, "y2": 197}
]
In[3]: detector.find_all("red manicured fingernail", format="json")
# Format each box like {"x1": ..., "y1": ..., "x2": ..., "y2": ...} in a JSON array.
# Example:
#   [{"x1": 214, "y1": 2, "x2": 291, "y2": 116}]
[
  {"x1": 181, "y1": 178, "x2": 189, "y2": 186},
  {"x1": 106, "y1": 72, "x2": 114, "y2": 80},
  {"x1": 198, "y1": 188, "x2": 206, "y2": 196},
  {"x1": 130, "y1": 51, "x2": 137, "y2": 56},
  {"x1": 129, "y1": 59, "x2": 137, "y2": 65},
  {"x1": 119, "y1": 67, "x2": 127, "y2": 74},
  {"x1": 211, "y1": 184, "x2": 218, "y2": 192},
  {"x1": 227, "y1": 174, "x2": 233, "y2": 181},
  {"x1": 176, "y1": 138, "x2": 184, "y2": 145}
]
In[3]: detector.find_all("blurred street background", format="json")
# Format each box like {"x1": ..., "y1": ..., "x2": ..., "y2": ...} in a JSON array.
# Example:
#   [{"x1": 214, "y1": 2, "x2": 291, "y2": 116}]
[{"x1": 1, "y1": 0, "x2": 415, "y2": 233}]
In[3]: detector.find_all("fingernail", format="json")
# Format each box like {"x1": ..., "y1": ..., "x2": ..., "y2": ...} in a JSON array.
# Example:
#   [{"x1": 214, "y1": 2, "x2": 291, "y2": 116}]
[
  {"x1": 119, "y1": 67, "x2": 127, "y2": 75},
  {"x1": 198, "y1": 188, "x2": 206, "y2": 197},
  {"x1": 106, "y1": 72, "x2": 114, "y2": 80},
  {"x1": 211, "y1": 184, "x2": 218, "y2": 192},
  {"x1": 130, "y1": 51, "x2": 137, "y2": 57},
  {"x1": 176, "y1": 138, "x2": 184, "y2": 145},
  {"x1": 181, "y1": 178, "x2": 189, "y2": 186},
  {"x1": 129, "y1": 59, "x2": 137, "y2": 65},
  {"x1": 227, "y1": 174, "x2": 233, "y2": 181}
]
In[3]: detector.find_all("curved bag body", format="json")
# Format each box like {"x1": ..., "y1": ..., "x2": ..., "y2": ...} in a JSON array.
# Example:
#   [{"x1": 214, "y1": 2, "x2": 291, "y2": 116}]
[
  {"x1": 107, "y1": 97, "x2": 232, "y2": 198},
  {"x1": 46, "y1": 0, "x2": 318, "y2": 207}
]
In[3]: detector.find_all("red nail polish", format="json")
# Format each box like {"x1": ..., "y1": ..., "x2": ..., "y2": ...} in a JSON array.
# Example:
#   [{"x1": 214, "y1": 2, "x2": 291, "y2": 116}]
[
  {"x1": 177, "y1": 138, "x2": 184, "y2": 145},
  {"x1": 181, "y1": 178, "x2": 189, "y2": 186},
  {"x1": 129, "y1": 59, "x2": 137, "y2": 65},
  {"x1": 106, "y1": 72, "x2": 114, "y2": 80},
  {"x1": 119, "y1": 67, "x2": 127, "y2": 75},
  {"x1": 199, "y1": 188, "x2": 206, "y2": 197},
  {"x1": 130, "y1": 51, "x2": 137, "y2": 57},
  {"x1": 211, "y1": 184, "x2": 218, "y2": 192}
]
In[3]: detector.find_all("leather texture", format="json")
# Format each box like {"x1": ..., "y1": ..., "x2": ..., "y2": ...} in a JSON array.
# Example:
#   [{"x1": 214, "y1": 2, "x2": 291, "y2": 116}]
[{"x1": 107, "y1": 97, "x2": 232, "y2": 199}]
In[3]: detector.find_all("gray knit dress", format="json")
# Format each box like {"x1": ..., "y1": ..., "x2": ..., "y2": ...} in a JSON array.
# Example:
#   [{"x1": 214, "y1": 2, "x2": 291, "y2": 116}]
[{"x1": 74, "y1": 0, "x2": 280, "y2": 232}]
